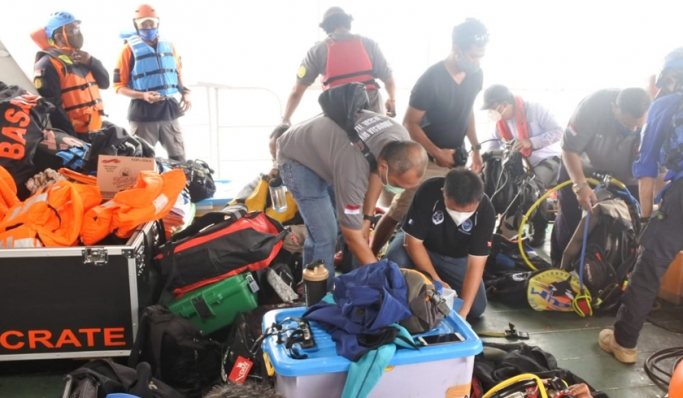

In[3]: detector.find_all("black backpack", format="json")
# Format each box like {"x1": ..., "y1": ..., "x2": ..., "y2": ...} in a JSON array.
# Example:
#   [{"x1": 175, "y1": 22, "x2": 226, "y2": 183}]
[
  {"x1": 130, "y1": 305, "x2": 223, "y2": 397},
  {"x1": 63, "y1": 359, "x2": 183, "y2": 398},
  {"x1": 156, "y1": 158, "x2": 216, "y2": 202},
  {"x1": 562, "y1": 196, "x2": 640, "y2": 313}
]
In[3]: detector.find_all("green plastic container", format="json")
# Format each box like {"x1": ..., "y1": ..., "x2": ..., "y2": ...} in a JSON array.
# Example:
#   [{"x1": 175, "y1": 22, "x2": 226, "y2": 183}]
[{"x1": 167, "y1": 273, "x2": 259, "y2": 334}]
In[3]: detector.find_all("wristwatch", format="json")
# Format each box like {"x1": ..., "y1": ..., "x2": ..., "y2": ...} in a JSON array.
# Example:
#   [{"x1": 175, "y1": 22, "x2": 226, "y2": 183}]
[
  {"x1": 572, "y1": 182, "x2": 589, "y2": 194},
  {"x1": 363, "y1": 214, "x2": 375, "y2": 222},
  {"x1": 471, "y1": 144, "x2": 482, "y2": 151}
]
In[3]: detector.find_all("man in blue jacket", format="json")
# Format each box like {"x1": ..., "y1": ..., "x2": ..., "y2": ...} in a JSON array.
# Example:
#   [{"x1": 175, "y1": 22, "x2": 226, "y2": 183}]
[{"x1": 600, "y1": 48, "x2": 683, "y2": 364}]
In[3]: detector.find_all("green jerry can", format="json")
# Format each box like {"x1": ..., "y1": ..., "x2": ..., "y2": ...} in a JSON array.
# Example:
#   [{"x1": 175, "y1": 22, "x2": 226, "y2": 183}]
[{"x1": 167, "y1": 273, "x2": 259, "y2": 334}]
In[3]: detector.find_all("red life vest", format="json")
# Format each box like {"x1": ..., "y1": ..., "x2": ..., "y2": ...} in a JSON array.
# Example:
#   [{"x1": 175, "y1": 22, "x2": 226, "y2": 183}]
[{"x1": 323, "y1": 36, "x2": 379, "y2": 91}]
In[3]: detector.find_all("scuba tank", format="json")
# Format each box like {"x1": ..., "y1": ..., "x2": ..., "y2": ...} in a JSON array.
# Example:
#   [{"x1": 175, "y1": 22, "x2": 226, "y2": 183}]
[{"x1": 302, "y1": 260, "x2": 329, "y2": 307}]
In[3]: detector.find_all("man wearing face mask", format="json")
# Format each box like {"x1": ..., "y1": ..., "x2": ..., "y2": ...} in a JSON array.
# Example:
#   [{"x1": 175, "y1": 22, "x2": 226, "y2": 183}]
[
  {"x1": 113, "y1": 4, "x2": 191, "y2": 162},
  {"x1": 385, "y1": 168, "x2": 495, "y2": 319},
  {"x1": 371, "y1": 18, "x2": 488, "y2": 256},
  {"x1": 481, "y1": 84, "x2": 563, "y2": 246},
  {"x1": 277, "y1": 86, "x2": 428, "y2": 290},
  {"x1": 550, "y1": 88, "x2": 651, "y2": 265},
  {"x1": 32, "y1": 12, "x2": 109, "y2": 140}
]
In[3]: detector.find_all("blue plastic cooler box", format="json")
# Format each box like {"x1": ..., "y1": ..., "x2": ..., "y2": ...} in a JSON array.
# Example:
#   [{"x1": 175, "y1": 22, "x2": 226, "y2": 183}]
[
  {"x1": 262, "y1": 307, "x2": 482, "y2": 398},
  {"x1": 194, "y1": 180, "x2": 237, "y2": 216}
]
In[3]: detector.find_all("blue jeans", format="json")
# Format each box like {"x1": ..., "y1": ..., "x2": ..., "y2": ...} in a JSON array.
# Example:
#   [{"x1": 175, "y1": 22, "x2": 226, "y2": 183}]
[
  {"x1": 386, "y1": 231, "x2": 487, "y2": 319},
  {"x1": 280, "y1": 160, "x2": 337, "y2": 290}
]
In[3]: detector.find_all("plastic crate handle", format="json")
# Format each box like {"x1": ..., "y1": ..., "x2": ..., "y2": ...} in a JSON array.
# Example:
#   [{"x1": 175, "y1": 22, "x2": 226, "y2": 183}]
[{"x1": 191, "y1": 294, "x2": 216, "y2": 320}]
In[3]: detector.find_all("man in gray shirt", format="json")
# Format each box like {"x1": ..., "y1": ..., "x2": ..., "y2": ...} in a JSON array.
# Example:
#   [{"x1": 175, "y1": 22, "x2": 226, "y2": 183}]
[
  {"x1": 278, "y1": 107, "x2": 427, "y2": 289},
  {"x1": 281, "y1": 7, "x2": 396, "y2": 124}
]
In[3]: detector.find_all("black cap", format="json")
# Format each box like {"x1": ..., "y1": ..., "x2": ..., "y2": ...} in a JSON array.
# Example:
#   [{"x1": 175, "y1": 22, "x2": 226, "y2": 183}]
[{"x1": 481, "y1": 84, "x2": 512, "y2": 110}]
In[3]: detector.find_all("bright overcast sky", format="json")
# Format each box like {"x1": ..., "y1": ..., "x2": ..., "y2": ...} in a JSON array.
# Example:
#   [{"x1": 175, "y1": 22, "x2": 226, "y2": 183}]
[{"x1": 1, "y1": 0, "x2": 681, "y2": 180}]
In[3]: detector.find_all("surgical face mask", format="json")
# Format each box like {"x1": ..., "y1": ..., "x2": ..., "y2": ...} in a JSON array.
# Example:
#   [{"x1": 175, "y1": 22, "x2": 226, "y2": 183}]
[
  {"x1": 139, "y1": 28, "x2": 158, "y2": 42},
  {"x1": 382, "y1": 167, "x2": 405, "y2": 195},
  {"x1": 488, "y1": 104, "x2": 504, "y2": 122},
  {"x1": 457, "y1": 53, "x2": 481, "y2": 74},
  {"x1": 446, "y1": 208, "x2": 475, "y2": 226}
]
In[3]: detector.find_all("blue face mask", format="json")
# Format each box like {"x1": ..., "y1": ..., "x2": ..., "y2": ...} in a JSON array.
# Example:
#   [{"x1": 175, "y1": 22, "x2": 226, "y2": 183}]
[
  {"x1": 139, "y1": 28, "x2": 158, "y2": 42},
  {"x1": 382, "y1": 167, "x2": 405, "y2": 195}
]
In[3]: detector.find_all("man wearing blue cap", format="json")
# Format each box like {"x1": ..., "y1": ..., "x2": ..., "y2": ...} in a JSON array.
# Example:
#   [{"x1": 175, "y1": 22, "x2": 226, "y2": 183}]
[
  {"x1": 600, "y1": 48, "x2": 683, "y2": 364},
  {"x1": 32, "y1": 12, "x2": 109, "y2": 139}
]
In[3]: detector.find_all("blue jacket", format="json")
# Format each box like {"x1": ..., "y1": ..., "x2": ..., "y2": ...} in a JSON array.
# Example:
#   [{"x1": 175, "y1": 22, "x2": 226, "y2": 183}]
[
  {"x1": 127, "y1": 35, "x2": 179, "y2": 97},
  {"x1": 303, "y1": 259, "x2": 413, "y2": 361},
  {"x1": 633, "y1": 91, "x2": 683, "y2": 181}
]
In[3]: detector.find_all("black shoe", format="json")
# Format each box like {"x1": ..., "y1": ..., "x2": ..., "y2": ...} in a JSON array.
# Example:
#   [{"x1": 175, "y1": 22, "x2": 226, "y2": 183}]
[
  {"x1": 529, "y1": 235, "x2": 546, "y2": 248},
  {"x1": 529, "y1": 226, "x2": 547, "y2": 248}
]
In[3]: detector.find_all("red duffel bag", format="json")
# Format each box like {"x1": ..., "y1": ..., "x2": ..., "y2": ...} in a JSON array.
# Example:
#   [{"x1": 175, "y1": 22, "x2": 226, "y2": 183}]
[{"x1": 155, "y1": 204, "x2": 288, "y2": 296}]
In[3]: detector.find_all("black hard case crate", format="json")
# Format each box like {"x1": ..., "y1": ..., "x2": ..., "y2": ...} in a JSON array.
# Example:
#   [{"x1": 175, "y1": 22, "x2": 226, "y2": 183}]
[{"x1": 0, "y1": 222, "x2": 162, "y2": 361}]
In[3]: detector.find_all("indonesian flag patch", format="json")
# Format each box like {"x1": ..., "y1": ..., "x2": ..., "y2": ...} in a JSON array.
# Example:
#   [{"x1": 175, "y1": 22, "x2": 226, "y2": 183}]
[{"x1": 344, "y1": 204, "x2": 361, "y2": 215}]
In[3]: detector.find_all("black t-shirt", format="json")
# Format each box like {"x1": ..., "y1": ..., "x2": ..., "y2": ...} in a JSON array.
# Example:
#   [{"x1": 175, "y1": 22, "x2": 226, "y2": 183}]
[
  {"x1": 561, "y1": 89, "x2": 640, "y2": 183},
  {"x1": 409, "y1": 61, "x2": 484, "y2": 150},
  {"x1": 401, "y1": 177, "x2": 495, "y2": 258}
]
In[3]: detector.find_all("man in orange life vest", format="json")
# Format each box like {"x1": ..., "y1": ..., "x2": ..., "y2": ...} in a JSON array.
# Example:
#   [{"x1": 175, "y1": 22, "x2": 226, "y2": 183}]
[
  {"x1": 32, "y1": 12, "x2": 109, "y2": 140},
  {"x1": 481, "y1": 84, "x2": 563, "y2": 247},
  {"x1": 281, "y1": 7, "x2": 396, "y2": 125},
  {"x1": 113, "y1": 4, "x2": 191, "y2": 162}
]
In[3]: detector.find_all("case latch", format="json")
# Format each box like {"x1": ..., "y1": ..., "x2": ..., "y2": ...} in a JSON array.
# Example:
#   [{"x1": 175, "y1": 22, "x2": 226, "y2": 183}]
[{"x1": 82, "y1": 248, "x2": 109, "y2": 265}]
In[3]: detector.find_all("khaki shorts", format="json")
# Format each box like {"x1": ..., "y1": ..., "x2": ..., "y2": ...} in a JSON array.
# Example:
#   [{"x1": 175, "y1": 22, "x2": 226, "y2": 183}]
[{"x1": 386, "y1": 161, "x2": 450, "y2": 221}]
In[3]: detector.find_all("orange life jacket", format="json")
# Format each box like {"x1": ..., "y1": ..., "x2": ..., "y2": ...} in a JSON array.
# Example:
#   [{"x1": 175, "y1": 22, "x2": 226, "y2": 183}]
[
  {"x1": 39, "y1": 49, "x2": 104, "y2": 134},
  {"x1": 80, "y1": 170, "x2": 186, "y2": 245},
  {"x1": 59, "y1": 168, "x2": 98, "y2": 185},
  {"x1": 113, "y1": 169, "x2": 186, "y2": 238},
  {"x1": 322, "y1": 36, "x2": 379, "y2": 91},
  {"x1": 0, "y1": 180, "x2": 100, "y2": 247},
  {"x1": 0, "y1": 166, "x2": 20, "y2": 219},
  {"x1": 0, "y1": 225, "x2": 43, "y2": 248}
]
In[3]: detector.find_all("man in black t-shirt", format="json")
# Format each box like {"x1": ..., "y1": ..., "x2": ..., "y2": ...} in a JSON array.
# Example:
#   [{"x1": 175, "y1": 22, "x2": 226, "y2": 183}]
[
  {"x1": 372, "y1": 18, "x2": 489, "y2": 255},
  {"x1": 385, "y1": 168, "x2": 495, "y2": 319},
  {"x1": 550, "y1": 88, "x2": 650, "y2": 265}
]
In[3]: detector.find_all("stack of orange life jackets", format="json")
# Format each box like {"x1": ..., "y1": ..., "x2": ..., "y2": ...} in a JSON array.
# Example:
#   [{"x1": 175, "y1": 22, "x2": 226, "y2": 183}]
[
  {"x1": 0, "y1": 175, "x2": 101, "y2": 248},
  {"x1": 81, "y1": 169, "x2": 186, "y2": 245},
  {"x1": 0, "y1": 165, "x2": 186, "y2": 248}
]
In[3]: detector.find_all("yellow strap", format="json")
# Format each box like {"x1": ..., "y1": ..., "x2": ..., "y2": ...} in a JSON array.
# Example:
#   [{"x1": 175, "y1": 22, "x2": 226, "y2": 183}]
[
  {"x1": 482, "y1": 373, "x2": 548, "y2": 398},
  {"x1": 517, "y1": 177, "x2": 627, "y2": 271}
]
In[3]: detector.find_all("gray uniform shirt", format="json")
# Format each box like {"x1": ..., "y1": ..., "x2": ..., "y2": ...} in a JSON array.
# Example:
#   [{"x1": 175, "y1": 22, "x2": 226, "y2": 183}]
[
  {"x1": 277, "y1": 111, "x2": 409, "y2": 229},
  {"x1": 296, "y1": 33, "x2": 393, "y2": 113}
]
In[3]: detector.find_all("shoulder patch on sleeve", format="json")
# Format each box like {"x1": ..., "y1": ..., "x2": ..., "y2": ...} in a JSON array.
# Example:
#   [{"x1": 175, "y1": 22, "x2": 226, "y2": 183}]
[
  {"x1": 34, "y1": 77, "x2": 43, "y2": 89},
  {"x1": 297, "y1": 65, "x2": 307, "y2": 79}
]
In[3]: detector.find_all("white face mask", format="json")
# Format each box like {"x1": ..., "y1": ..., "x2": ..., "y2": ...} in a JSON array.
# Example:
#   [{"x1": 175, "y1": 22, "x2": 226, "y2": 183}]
[
  {"x1": 446, "y1": 208, "x2": 475, "y2": 226},
  {"x1": 487, "y1": 104, "x2": 505, "y2": 122}
]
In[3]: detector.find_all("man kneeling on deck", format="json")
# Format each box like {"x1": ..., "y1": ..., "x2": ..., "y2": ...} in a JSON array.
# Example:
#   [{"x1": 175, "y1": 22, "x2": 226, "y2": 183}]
[{"x1": 386, "y1": 168, "x2": 495, "y2": 319}]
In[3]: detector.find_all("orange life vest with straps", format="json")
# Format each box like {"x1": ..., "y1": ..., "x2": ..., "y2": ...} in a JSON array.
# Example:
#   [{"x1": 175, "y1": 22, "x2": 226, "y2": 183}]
[
  {"x1": 39, "y1": 49, "x2": 104, "y2": 134},
  {"x1": 80, "y1": 169, "x2": 186, "y2": 245},
  {"x1": 323, "y1": 36, "x2": 379, "y2": 91},
  {"x1": 0, "y1": 166, "x2": 20, "y2": 219},
  {"x1": 0, "y1": 180, "x2": 101, "y2": 247}
]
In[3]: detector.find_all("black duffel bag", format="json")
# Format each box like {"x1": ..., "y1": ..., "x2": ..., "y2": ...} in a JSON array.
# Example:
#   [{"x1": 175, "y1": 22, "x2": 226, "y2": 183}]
[{"x1": 155, "y1": 205, "x2": 288, "y2": 296}]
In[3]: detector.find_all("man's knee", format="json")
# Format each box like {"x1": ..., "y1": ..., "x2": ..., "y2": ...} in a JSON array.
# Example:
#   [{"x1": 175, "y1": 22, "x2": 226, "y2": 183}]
[
  {"x1": 467, "y1": 295, "x2": 487, "y2": 319},
  {"x1": 386, "y1": 236, "x2": 414, "y2": 269}
]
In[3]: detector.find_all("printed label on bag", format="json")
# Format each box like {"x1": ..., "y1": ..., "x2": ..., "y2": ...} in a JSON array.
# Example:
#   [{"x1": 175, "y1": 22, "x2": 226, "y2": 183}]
[
  {"x1": 246, "y1": 274, "x2": 260, "y2": 293},
  {"x1": 228, "y1": 356, "x2": 253, "y2": 385}
]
